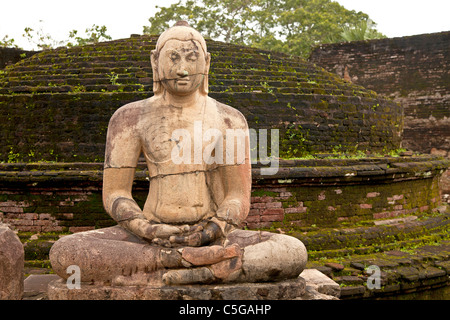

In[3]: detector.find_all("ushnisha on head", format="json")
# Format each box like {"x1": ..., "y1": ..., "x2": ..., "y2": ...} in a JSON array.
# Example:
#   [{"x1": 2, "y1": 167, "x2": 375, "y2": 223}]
[{"x1": 151, "y1": 21, "x2": 211, "y2": 96}]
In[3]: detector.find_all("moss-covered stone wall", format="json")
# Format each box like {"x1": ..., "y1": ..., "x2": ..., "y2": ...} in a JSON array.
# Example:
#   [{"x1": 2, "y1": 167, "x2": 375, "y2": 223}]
[
  {"x1": 0, "y1": 36, "x2": 402, "y2": 163},
  {"x1": 1, "y1": 155, "x2": 447, "y2": 234},
  {"x1": 310, "y1": 31, "x2": 450, "y2": 168},
  {"x1": 0, "y1": 47, "x2": 37, "y2": 70},
  {"x1": 2, "y1": 158, "x2": 448, "y2": 300}
]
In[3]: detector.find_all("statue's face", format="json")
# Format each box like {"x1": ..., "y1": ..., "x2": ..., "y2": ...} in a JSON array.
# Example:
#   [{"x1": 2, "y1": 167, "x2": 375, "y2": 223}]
[{"x1": 158, "y1": 39, "x2": 207, "y2": 96}]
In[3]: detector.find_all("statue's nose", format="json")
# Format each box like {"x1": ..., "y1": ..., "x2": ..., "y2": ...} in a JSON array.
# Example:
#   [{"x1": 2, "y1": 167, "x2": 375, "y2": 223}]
[{"x1": 176, "y1": 68, "x2": 189, "y2": 77}]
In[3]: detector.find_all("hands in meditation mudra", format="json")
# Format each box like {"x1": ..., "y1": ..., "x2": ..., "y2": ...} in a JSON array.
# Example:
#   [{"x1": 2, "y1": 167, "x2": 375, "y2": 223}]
[{"x1": 50, "y1": 21, "x2": 307, "y2": 286}]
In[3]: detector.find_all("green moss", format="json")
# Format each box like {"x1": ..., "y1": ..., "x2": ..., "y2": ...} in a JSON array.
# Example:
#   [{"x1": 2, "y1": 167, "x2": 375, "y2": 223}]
[{"x1": 251, "y1": 190, "x2": 278, "y2": 197}]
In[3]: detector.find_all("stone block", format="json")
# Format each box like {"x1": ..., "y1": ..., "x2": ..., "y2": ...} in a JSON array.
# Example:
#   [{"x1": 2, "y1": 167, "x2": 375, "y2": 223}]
[
  {"x1": 0, "y1": 223, "x2": 24, "y2": 300},
  {"x1": 334, "y1": 275, "x2": 364, "y2": 285},
  {"x1": 434, "y1": 260, "x2": 450, "y2": 273},
  {"x1": 300, "y1": 269, "x2": 340, "y2": 298},
  {"x1": 339, "y1": 285, "x2": 365, "y2": 297},
  {"x1": 422, "y1": 266, "x2": 446, "y2": 279},
  {"x1": 325, "y1": 262, "x2": 344, "y2": 271},
  {"x1": 396, "y1": 266, "x2": 420, "y2": 282},
  {"x1": 48, "y1": 277, "x2": 307, "y2": 300}
]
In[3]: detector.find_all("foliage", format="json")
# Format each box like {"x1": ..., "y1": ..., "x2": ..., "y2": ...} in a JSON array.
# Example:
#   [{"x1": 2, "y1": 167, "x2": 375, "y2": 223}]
[
  {"x1": 66, "y1": 24, "x2": 112, "y2": 47},
  {"x1": 3, "y1": 21, "x2": 112, "y2": 50},
  {"x1": 328, "y1": 19, "x2": 386, "y2": 42},
  {"x1": 143, "y1": 0, "x2": 385, "y2": 58},
  {"x1": 23, "y1": 21, "x2": 66, "y2": 50},
  {"x1": 0, "y1": 35, "x2": 18, "y2": 48}
]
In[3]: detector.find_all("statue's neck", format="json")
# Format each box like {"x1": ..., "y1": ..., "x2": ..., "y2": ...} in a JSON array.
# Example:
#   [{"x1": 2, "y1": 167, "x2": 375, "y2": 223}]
[{"x1": 163, "y1": 90, "x2": 205, "y2": 110}]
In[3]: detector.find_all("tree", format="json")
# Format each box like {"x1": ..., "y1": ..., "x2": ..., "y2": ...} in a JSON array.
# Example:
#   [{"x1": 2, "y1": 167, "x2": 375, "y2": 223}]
[
  {"x1": 66, "y1": 24, "x2": 112, "y2": 47},
  {"x1": 332, "y1": 19, "x2": 386, "y2": 42},
  {"x1": 143, "y1": 0, "x2": 385, "y2": 58},
  {"x1": 23, "y1": 21, "x2": 65, "y2": 50},
  {"x1": 0, "y1": 35, "x2": 18, "y2": 48},
  {"x1": 22, "y1": 21, "x2": 112, "y2": 50}
]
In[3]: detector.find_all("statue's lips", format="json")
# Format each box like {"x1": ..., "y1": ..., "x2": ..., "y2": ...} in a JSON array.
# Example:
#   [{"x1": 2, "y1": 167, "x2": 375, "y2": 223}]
[{"x1": 176, "y1": 79, "x2": 190, "y2": 85}]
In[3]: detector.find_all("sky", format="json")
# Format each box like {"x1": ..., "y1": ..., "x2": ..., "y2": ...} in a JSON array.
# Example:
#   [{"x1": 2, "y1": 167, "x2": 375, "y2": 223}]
[{"x1": 1, "y1": 0, "x2": 449, "y2": 50}]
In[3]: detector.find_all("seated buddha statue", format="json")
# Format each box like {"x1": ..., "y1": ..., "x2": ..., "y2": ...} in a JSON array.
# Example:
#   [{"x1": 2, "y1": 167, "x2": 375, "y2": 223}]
[{"x1": 49, "y1": 21, "x2": 307, "y2": 286}]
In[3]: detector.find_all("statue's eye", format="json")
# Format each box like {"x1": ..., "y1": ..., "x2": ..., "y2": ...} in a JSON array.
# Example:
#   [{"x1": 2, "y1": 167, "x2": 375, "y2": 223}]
[
  {"x1": 169, "y1": 52, "x2": 180, "y2": 61},
  {"x1": 186, "y1": 52, "x2": 198, "y2": 62}
]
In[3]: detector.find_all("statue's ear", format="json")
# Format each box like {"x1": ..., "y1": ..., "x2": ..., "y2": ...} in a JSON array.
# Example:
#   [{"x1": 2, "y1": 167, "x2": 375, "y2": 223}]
[
  {"x1": 205, "y1": 52, "x2": 211, "y2": 71},
  {"x1": 151, "y1": 50, "x2": 161, "y2": 93},
  {"x1": 201, "y1": 52, "x2": 211, "y2": 95}
]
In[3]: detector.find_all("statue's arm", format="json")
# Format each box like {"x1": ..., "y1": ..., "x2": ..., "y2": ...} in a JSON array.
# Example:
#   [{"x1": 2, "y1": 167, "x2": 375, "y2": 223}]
[
  {"x1": 102, "y1": 105, "x2": 150, "y2": 238},
  {"x1": 102, "y1": 106, "x2": 183, "y2": 241},
  {"x1": 214, "y1": 111, "x2": 252, "y2": 232},
  {"x1": 103, "y1": 167, "x2": 187, "y2": 241},
  {"x1": 213, "y1": 160, "x2": 251, "y2": 233},
  {"x1": 102, "y1": 167, "x2": 148, "y2": 235}
]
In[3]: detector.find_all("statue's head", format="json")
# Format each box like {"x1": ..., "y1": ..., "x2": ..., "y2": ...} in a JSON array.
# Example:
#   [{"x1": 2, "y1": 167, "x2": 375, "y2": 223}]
[{"x1": 151, "y1": 21, "x2": 210, "y2": 96}]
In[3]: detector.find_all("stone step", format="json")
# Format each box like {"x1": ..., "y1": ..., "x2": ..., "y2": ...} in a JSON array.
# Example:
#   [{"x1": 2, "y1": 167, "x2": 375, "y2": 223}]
[
  {"x1": 21, "y1": 51, "x2": 301, "y2": 65},
  {"x1": 4, "y1": 59, "x2": 317, "y2": 75},
  {"x1": 0, "y1": 80, "x2": 365, "y2": 96},
  {"x1": 305, "y1": 225, "x2": 450, "y2": 259},
  {"x1": 308, "y1": 239, "x2": 450, "y2": 299},
  {"x1": 2, "y1": 68, "x2": 335, "y2": 82},
  {"x1": 1, "y1": 73, "x2": 350, "y2": 86},
  {"x1": 23, "y1": 274, "x2": 59, "y2": 300}
]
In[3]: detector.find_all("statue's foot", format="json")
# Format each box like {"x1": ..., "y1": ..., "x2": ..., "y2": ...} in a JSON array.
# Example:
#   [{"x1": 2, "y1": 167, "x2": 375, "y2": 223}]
[
  {"x1": 181, "y1": 243, "x2": 241, "y2": 266},
  {"x1": 162, "y1": 243, "x2": 243, "y2": 285},
  {"x1": 112, "y1": 270, "x2": 166, "y2": 286}
]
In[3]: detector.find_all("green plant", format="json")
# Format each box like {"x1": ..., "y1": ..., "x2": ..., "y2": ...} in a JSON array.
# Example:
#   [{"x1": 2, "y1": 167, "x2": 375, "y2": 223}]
[
  {"x1": 7, "y1": 147, "x2": 20, "y2": 163},
  {"x1": 72, "y1": 85, "x2": 86, "y2": 93},
  {"x1": 0, "y1": 35, "x2": 18, "y2": 48},
  {"x1": 108, "y1": 72, "x2": 120, "y2": 85},
  {"x1": 260, "y1": 81, "x2": 273, "y2": 94},
  {"x1": 67, "y1": 24, "x2": 112, "y2": 47}
]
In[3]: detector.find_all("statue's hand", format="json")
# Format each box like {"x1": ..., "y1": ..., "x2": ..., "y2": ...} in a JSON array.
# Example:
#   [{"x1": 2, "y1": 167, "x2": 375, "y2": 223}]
[
  {"x1": 169, "y1": 220, "x2": 223, "y2": 247},
  {"x1": 124, "y1": 218, "x2": 188, "y2": 244}
]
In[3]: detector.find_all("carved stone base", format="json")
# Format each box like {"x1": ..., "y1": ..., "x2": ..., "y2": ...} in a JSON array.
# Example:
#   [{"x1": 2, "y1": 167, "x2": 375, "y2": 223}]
[{"x1": 48, "y1": 277, "x2": 308, "y2": 300}]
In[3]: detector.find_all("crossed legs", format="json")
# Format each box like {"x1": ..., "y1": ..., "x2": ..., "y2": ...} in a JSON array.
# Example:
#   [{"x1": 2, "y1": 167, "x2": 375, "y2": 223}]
[{"x1": 50, "y1": 225, "x2": 307, "y2": 285}]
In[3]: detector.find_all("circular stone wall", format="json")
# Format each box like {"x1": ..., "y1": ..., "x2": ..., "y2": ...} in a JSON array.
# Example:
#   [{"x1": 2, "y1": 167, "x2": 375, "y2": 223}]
[{"x1": 0, "y1": 35, "x2": 402, "y2": 162}]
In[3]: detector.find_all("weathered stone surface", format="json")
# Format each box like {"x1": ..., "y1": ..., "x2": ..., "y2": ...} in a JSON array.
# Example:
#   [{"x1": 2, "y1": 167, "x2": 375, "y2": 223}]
[
  {"x1": 300, "y1": 269, "x2": 340, "y2": 298},
  {"x1": 48, "y1": 276, "x2": 308, "y2": 300},
  {"x1": 395, "y1": 266, "x2": 420, "y2": 282},
  {"x1": 435, "y1": 260, "x2": 450, "y2": 273},
  {"x1": 334, "y1": 275, "x2": 364, "y2": 285},
  {"x1": 310, "y1": 31, "x2": 450, "y2": 193},
  {"x1": 350, "y1": 262, "x2": 366, "y2": 270},
  {"x1": 0, "y1": 223, "x2": 24, "y2": 300},
  {"x1": 325, "y1": 262, "x2": 344, "y2": 271},
  {"x1": 339, "y1": 285, "x2": 365, "y2": 297},
  {"x1": 421, "y1": 266, "x2": 446, "y2": 279},
  {"x1": 24, "y1": 274, "x2": 60, "y2": 300},
  {"x1": 48, "y1": 22, "x2": 308, "y2": 289}
]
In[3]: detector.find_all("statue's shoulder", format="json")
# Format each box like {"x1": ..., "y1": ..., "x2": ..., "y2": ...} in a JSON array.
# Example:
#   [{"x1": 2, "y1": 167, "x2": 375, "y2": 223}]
[
  {"x1": 109, "y1": 97, "x2": 154, "y2": 125},
  {"x1": 210, "y1": 97, "x2": 248, "y2": 129}
]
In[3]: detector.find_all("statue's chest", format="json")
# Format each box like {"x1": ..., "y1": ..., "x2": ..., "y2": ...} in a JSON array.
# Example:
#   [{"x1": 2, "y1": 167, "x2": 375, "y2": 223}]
[{"x1": 142, "y1": 113, "x2": 218, "y2": 165}]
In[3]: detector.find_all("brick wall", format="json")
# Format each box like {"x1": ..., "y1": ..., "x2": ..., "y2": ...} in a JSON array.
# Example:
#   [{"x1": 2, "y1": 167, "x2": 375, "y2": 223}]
[
  {"x1": 309, "y1": 32, "x2": 450, "y2": 191},
  {"x1": 248, "y1": 176, "x2": 441, "y2": 229},
  {"x1": 0, "y1": 47, "x2": 37, "y2": 69},
  {"x1": 1, "y1": 156, "x2": 447, "y2": 233},
  {"x1": 0, "y1": 35, "x2": 402, "y2": 163}
]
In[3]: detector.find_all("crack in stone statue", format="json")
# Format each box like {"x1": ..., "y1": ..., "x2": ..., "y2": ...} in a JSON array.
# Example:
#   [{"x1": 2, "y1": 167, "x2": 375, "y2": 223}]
[{"x1": 49, "y1": 21, "x2": 307, "y2": 287}]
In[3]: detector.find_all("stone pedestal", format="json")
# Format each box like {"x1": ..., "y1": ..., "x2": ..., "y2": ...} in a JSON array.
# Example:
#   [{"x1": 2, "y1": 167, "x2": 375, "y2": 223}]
[
  {"x1": 48, "y1": 277, "x2": 306, "y2": 300},
  {"x1": 47, "y1": 270, "x2": 340, "y2": 300},
  {"x1": 0, "y1": 223, "x2": 24, "y2": 300}
]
